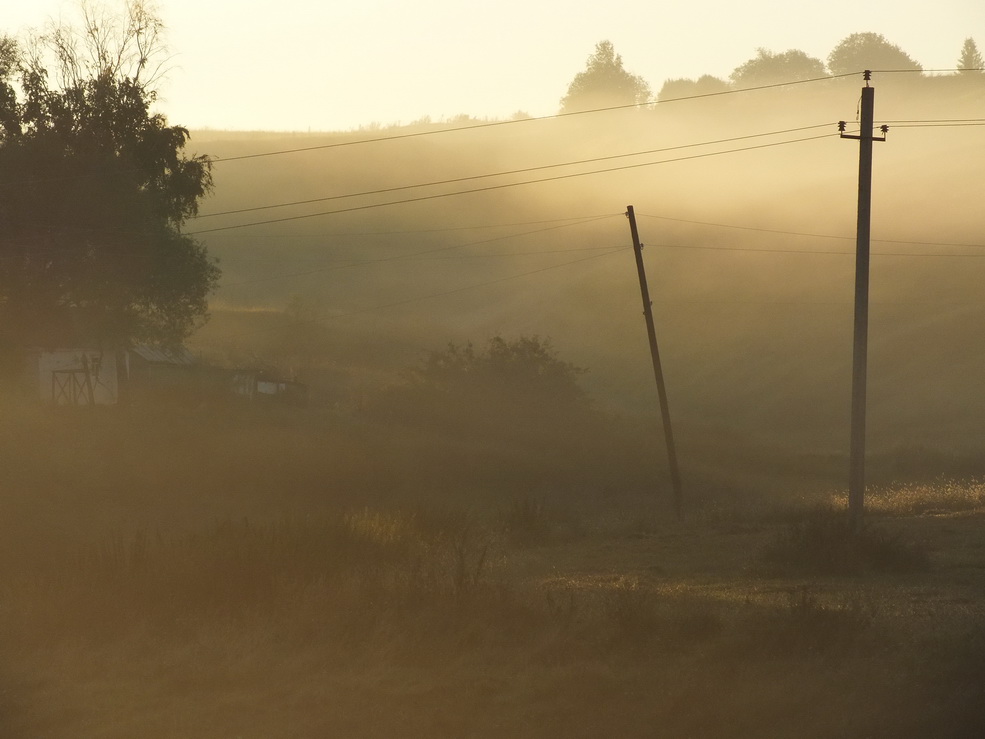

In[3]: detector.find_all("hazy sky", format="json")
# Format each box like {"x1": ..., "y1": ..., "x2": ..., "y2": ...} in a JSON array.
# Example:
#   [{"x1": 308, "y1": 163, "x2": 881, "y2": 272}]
[{"x1": 6, "y1": 0, "x2": 985, "y2": 131}]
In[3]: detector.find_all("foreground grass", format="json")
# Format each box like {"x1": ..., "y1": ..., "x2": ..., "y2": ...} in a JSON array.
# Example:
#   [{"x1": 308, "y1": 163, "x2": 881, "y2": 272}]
[
  {"x1": 4, "y1": 503, "x2": 985, "y2": 738},
  {"x1": 2, "y1": 404, "x2": 985, "y2": 737}
]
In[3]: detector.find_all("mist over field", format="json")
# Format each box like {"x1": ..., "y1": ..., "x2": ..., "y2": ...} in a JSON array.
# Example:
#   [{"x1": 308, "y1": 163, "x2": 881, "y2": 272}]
[
  {"x1": 190, "y1": 77, "x2": 985, "y2": 458},
  {"x1": 5, "y1": 21, "x2": 985, "y2": 734}
]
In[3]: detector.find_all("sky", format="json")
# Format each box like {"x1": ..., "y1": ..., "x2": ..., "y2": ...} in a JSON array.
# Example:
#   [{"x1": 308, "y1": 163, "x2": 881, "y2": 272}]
[{"x1": 5, "y1": 0, "x2": 985, "y2": 132}]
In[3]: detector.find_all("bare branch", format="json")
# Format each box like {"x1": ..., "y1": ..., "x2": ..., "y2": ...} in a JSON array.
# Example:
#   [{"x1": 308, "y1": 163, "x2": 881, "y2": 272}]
[{"x1": 29, "y1": 0, "x2": 171, "y2": 93}]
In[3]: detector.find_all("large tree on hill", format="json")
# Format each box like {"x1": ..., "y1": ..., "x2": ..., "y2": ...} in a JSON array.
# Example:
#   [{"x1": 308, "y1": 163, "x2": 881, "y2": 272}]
[
  {"x1": 0, "y1": 1, "x2": 218, "y2": 357},
  {"x1": 373, "y1": 336, "x2": 592, "y2": 438},
  {"x1": 827, "y1": 32, "x2": 922, "y2": 75},
  {"x1": 730, "y1": 48, "x2": 827, "y2": 87},
  {"x1": 957, "y1": 37, "x2": 984, "y2": 73},
  {"x1": 559, "y1": 40, "x2": 651, "y2": 114},
  {"x1": 657, "y1": 75, "x2": 729, "y2": 102}
]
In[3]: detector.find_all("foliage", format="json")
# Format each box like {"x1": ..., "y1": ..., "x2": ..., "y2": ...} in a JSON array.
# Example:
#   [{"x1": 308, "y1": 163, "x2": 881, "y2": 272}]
[
  {"x1": 418, "y1": 335, "x2": 587, "y2": 405},
  {"x1": 559, "y1": 40, "x2": 651, "y2": 114},
  {"x1": 740, "y1": 587, "x2": 873, "y2": 657},
  {"x1": 0, "y1": 1, "x2": 218, "y2": 353},
  {"x1": 957, "y1": 37, "x2": 984, "y2": 73},
  {"x1": 501, "y1": 496, "x2": 555, "y2": 547},
  {"x1": 759, "y1": 506, "x2": 931, "y2": 576},
  {"x1": 271, "y1": 294, "x2": 328, "y2": 379},
  {"x1": 730, "y1": 48, "x2": 826, "y2": 87},
  {"x1": 657, "y1": 74, "x2": 729, "y2": 101},
  {"x1": 375, "y1": 335, "x2": 592, "y2": 437},
  {"x1": 827, "y1": 32, "x2": 922, "y2": 75}
]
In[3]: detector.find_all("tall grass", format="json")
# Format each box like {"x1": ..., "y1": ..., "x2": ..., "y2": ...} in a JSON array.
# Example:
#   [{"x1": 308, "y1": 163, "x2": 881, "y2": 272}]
[
  {"x1": 832, "y1": 479, "x2": 985, "y2": 516},
  {"x1": 759, "y1": 506, "x2": 931, "y2": 576}
]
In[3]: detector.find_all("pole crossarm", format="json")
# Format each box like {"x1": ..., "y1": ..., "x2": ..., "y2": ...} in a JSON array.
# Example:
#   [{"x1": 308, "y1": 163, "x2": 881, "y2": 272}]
[{"x1": 838, "y1": 121, "x2": 889, "y2": 141}]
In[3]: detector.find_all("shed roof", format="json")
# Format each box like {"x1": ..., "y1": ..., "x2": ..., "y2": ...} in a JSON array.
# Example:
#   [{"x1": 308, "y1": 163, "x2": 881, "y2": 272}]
[{"x1": 130, "y1": 345, "x2": 197, "y2": 366}]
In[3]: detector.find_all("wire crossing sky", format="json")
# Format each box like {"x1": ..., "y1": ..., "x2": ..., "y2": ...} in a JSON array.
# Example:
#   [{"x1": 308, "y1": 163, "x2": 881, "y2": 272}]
[{"x1": 8, "y1": 0, "x2": 985, "y2": 132}]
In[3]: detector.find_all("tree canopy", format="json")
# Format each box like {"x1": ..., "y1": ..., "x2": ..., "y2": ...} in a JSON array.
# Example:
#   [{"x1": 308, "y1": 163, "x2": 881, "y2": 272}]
[
  {"x1": 559, "y1": 41, "x2": 651, "y2": 114},
  {"x1": 827, "y1": 32, "x2": 922, "y2": 75},
  {"x1": 957, "y1": 38, "x2": 984, "y2": 73},
  {"x1": 657, "y1": 75, "x2": 729, "y2": 102},
  {"x1": 373, "y1": 336, "x2": 592, "y2": 438},
  {"x1": 0, "y1": 1, "x2": 218, "y2": 356},
  {"x1": 730, "y1": 48, "x2": 826, "y2": 87}
]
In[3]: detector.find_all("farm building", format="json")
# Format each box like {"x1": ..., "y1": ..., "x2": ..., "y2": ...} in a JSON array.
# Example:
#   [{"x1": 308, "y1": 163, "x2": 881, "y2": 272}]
[
  {"x1": 228, "y1": 368, "x2": 308, "y2": 405},
  {"x1": 23, "y1": 345, "x2": 307, "y2": 407},
  {"x1": 122, "y1": 345, "x2": 205, "y2": 404},
  {"x1": 28, "y1": 349, "x2": 124, "y2": 406}
]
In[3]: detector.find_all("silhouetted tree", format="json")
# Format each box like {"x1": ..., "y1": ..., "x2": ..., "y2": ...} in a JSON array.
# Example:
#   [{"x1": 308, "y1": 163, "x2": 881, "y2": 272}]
[
  {"x1": 0, "y1": 1, "x2": 217, "y2": 355},
  {"x1": 730, "y1": 48, "x2": 826, "y2": 87},
  {"x1": 657, "y1": 75, "x2": 729, "y2": 102},
  {"x1": 827, "y1": 32, "x2": 921, "y2": 75},
  {"x1": 957, "y1": 37, "x2": 984, "y2": 73},
  {"x1": 559, "y1": 41, "x2": 651, "y2": 114},
  {"x1": 374, "y1": 336, "x2": 592, "y2": 437},
  {"x1": 274, "y1": 294, "x2": 327, "y2": 380}
]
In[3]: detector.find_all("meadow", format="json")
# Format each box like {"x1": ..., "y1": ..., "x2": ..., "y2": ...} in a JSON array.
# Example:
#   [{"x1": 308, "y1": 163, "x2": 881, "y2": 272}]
[
  {"x1": 3, "y1": 77, "x2": 985, "y2": 736},
  {"x1": 1, "y1": 395, "x2": 984, "y2": 737}
]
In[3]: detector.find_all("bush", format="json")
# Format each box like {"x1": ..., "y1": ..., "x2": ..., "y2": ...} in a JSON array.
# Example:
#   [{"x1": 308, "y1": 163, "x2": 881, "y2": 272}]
[
  {"x1": 369, "y1": 335, "x2": 592, "y2": 439},
  {"x1": 501, "y1": 497, "x2": 554, "y2": 547},
  {"x1": 759, "y1": 507, "x2": 931, "y2": 576},
  {"x1": 740, "y1": 587, "x2": 874, "y2": 657}
]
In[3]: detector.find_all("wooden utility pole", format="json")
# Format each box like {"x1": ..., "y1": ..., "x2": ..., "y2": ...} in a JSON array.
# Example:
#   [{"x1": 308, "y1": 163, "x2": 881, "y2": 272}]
[
  {"x1": 626, "y1": 205, "x2": 683, "y2": 518},
  {"x1": 839, "y1": 72, "x2": 887, "y2": 531}
]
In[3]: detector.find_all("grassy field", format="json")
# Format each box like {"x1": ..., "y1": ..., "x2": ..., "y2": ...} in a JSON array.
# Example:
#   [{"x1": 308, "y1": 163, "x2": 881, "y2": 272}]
[
  {"x1": 2, "y1": 399, "x2": 984, "y2": 738},
  {"x1": 3, "y1": 70, "x2": 983, "y2": 738}
]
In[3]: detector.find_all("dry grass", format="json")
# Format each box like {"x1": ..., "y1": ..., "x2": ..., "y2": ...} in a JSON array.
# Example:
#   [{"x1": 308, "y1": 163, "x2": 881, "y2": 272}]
[
  {"x1": 2, "y1": 401, "x2": 985, "y2": 737},
  {"x1": 832, "y1": 478, "x2": 985, "y2": 516},
  {"x1": 758, "y1": 506, "x2": 932, "y2": 576}
]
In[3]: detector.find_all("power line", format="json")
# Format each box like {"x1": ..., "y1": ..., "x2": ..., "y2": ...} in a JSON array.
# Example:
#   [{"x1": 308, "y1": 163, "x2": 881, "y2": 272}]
[
  {"x1": 210, "y1": 73, "x2": 860, "y2": 165},
  {"x1": 650, "y1": 242, "x2": 985, "y2": 258},
  {"x1": 216, "y1": 247, "x2": 627, "y2": 339},
  {"x1": 215, "y1": 239, "x2": 985, "y2": 292},
  {"x1": 0, "y1": 70, "x2": 858, "y2": 192},
  {"x1": 887, "y1": 122, "x2": 985, "y2": 129},
  {"x1": 188, "y1": 132, "x2": 837, "y2": 235},
  {"x1": 878, "y1": 118, "x2": 985, "y2": 124},
  {"x1": 219, "y1": 215, "x2": 618, "y2": 288},
  {"x1": 637, "y1": 212, "x2": 985, "y2": 249},
  {"x1": 874, "y1": 68, "x2": 985, "y2": 73},
  {"x1": 195, "y1": 208, "x2": 985, "y2": 251},
  {"x1": 201, "y1": 216, "x2": 616, "y2": 243},
  {"x1": 194, "y1": 124, "x2": 835, "y2": 221}
]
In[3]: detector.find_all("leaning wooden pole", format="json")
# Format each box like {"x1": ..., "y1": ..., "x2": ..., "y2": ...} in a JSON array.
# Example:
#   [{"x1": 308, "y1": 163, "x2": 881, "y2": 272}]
[{"x1": 626, "y1": 205, "x2": 684, "y2": 518}]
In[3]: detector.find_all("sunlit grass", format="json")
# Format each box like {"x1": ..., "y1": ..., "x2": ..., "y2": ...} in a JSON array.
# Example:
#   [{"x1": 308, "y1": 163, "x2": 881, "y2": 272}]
[
  {"x1": 830, "y1": 478, "x2": 985, "y2": 516},
  {"x1": 3, "y1": 399, "x2": 985, "y2": 736}
]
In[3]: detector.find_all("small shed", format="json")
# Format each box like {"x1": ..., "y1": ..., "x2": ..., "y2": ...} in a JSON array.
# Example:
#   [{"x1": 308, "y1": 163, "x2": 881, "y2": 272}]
[
  {"x1": 123, "y1": 344, "x2": 205, "y2": 403},
  {"x1": 229, "y1": 368, "x2": 308, "y2": 405},
  {"x1": 29, "y1": 349, "x2": 123, "y2": 406},
  {"x1": 127, "y1": 345, "x2": 197, "y2": 382}
]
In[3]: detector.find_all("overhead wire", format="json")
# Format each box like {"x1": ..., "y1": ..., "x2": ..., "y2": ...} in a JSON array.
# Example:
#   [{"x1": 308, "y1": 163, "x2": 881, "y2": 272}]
[
  {"x1": 648, "y1": 242, "x2": 985, "y2": 258},
  {"x1": 0, "y1": 70, "x2": 862, "y2": 191},
  {"x1": 873, "y1": 67, "x2": 985, "y2": 73},
  {"x1": 209, "y1": 72, "x2": 862, "y2": 164},
  {"x1": 194, "y1": 124, "x2": 835, "y2": 221},
  {"x1": 217, "y1": 247, "x2": 628, "y2": 339},
  {"x1": 188, "y1": 131, "x2": 838, "y2": 235},
  {"x1": 637, "y1": 213, "x2": 985, "y2": 250},
  {"x1": 191, "y1": 112, "x2": 985, "y2": 234},
  {"x1": 219, "y1": 214, "x2": 619, "y2": 288}
]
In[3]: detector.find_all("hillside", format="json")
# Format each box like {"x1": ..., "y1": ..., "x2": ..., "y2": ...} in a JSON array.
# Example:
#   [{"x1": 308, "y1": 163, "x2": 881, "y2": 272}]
[{"x1": 185, "y1": 76, "x2": 985, "y2": 461}]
